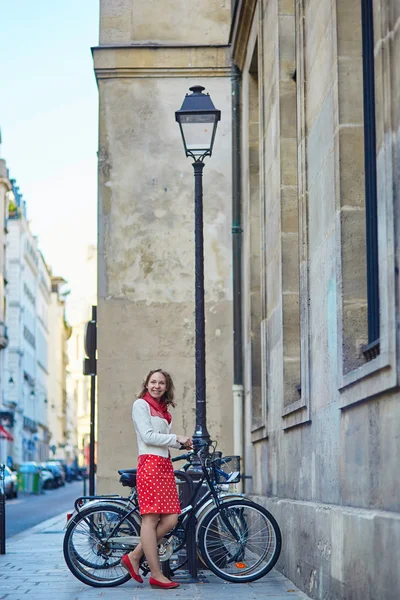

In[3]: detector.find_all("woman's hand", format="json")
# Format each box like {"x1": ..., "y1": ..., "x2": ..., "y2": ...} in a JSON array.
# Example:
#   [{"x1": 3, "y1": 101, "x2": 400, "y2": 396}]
[{"x1": 176, "y1": 435, "x2": 193, "y2": 448}]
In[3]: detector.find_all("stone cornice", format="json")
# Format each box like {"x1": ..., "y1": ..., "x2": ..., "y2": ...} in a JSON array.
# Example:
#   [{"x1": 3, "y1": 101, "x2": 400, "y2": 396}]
[
  {"x1": 0, "y1": 177, "x2": 12, "y2": 191},
  {"x1": 92, "y1": 45, "x2": 232, "y2": 80},
  {"x1": 230, "y1": 0, "x2": 258, "y2": 71}
]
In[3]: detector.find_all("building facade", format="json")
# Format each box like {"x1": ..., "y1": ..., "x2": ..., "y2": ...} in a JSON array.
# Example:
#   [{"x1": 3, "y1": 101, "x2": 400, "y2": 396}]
[
  {"x1": 93, "y1": 2, "x2": 234, "y2": 492},
  {"x1": 66, "y1": 244, "x2": 97, "y2": 468},
  {"x1": 231, "y1": 1, "x2": 400, "y2": 599},
  {"x1": 48, "y1": 275, "x2": 73, "y2": 460},
  {"x1": 94, "y1": 0, "x2": 400, "y2": 597},
  {"x1": 5, "y1": 182, "x2": 51, "y2": 466},
  {"x1": 0, "y1": 155, "x2": 12, "y2": 464}
]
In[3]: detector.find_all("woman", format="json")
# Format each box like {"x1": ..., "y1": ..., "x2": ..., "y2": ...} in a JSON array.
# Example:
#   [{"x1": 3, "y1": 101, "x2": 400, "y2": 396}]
[{"x1": 121, "y1": 368, "x2": 192, "y2": 589}]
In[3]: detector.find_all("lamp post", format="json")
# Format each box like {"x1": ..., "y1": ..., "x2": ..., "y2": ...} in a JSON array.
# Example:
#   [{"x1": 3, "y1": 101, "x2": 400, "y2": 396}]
[{"x1": 175, "y1": 85, "x2": 221, "y2": 447}]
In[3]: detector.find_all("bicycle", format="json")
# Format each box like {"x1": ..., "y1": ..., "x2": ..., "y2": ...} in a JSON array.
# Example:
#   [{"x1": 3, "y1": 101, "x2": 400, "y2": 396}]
[{"x1": 63, "y1": 442, "x2": 281, "y2": 587}]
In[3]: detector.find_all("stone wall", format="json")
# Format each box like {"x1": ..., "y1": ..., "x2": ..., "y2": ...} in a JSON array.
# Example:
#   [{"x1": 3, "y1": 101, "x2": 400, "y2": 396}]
[
  {"x1": 94, "y1": 1, "x2": 233, "y2": 493},
  {"x1": 234, "y1": 0, "x2": 400, "y2": 598}
]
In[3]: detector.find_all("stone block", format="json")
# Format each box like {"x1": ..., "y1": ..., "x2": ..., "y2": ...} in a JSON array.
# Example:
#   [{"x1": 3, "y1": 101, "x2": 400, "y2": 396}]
[
  {"x1": 249, "y1": 121, "x2": 260, "y2": 145},
  {"x1": 281, "y1": 185, "x2": 298, "y2": 233},
  {"x1": 279, "y1": 80, "x2": 297, "y2": 138},
  {"x1": 304, "y1": 0, "x2": 332, "y2": 80},
  {"x1": 100, "y1": 0, "x2": 231, "y2": 46},
  {"x1": 305, "y1": 20, "x2": 334, "y2": 132},
  {"x1": 264, "y1": 99, "x2": 280, "y2": 172},
  {"x1": 338, "y1": 125, "x2": 365, "y2": 208},
  {"x1": 278, "y1": 0, "x2": 295, "y2": 16},
  {"x1": 307, "y1": 91, "x2": 334, "y2": 188},
  {"x1": 265, "y1": 198, "x2": 281, "y2": 262},
  {"x1": 340, "y1": 392, "x2": 400, "y2": 511},
  {"x1": 266, "y1": 250, "x2": 282, "y2": 316},
  {"x1": 278, "y1": 15, "x2": 296, "y2": 82},
  {"x1": 336, "y1": 0, "x2": 362, "y2": 50},
  {"x1": 308, "y1": 149, "x2": 336, "y2": 258},
  {"x1": 283, "y1": 356, "x2": 301, "y2": 407},
  {"x1": 280, "y1": 137, "x2": 298, "y2": 186},
  {"x1": 337, "y1": 56, "x2": 364, "y2": 124},
  {"x1": 340, "y1": 206, "x2": 367, "y2": 299},
  {"x1": 341, "y1": 302, "x2": 368, "y2": 373},
  {"x1": 282, "y1": 232, "x2": 300, "y2": 293},
  {"x1": 282, "y1": 292, "x2": 300, "y2": 357},
  {"x1": 250, "y1": 252, "x2": 262, "y2": 290}
]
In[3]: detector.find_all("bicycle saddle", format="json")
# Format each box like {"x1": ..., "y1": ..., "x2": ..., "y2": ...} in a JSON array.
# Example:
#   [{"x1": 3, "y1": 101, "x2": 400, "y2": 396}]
[
  {"x1": 118, "y1": 469, "x2": 137, "y2": 487},
  {"x1": 118, "y1": 469, "x2": 137, "y2": 474}
]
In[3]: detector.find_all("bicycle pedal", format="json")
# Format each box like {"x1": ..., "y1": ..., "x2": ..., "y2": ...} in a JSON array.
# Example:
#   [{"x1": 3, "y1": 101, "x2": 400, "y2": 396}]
[{"x1": 140, "y1": 560, "x2": 150, "y2": 576}]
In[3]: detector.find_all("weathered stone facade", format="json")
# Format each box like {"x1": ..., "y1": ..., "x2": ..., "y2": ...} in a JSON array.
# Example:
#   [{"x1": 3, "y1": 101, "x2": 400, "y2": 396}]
[
  {"x1": 232, "y1": 0, "x2": 400, "y2": 598},
  {"x1": 94, "y1": 1, "x2": 234, "y2": 492},
  {"x1": 95, "y1": 0, "x2": 400, "y2": 597}
]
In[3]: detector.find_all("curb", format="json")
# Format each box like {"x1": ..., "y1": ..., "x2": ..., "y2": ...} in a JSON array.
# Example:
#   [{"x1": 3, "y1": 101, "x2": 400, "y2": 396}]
[{"x1": 6, "y1": 511, "x2": 67, "y2": 542}]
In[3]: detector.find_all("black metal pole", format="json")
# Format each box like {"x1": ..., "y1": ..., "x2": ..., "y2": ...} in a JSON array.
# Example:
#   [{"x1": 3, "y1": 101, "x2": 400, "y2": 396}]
[
  {"x1": 89, "y1": 374, "x2": 96, "y2": 496},
  {"x1": 192, "y1": 161, "x2": 210, "y2": 445},
  {"x1": 0, "y1": 464, "x2": 5, "y2": 554},
  {"x1": 231, "y1": 63, "x2": 243, "y2": 387},
  {"x1": 89, "y1": 305, "x2": 97, "y2": 496}
]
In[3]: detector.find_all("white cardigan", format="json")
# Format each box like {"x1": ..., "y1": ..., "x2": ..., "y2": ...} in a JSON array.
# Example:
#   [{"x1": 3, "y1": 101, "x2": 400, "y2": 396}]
[{"x1": 132, "y1": 398, "x2": 181, "y2": 458}]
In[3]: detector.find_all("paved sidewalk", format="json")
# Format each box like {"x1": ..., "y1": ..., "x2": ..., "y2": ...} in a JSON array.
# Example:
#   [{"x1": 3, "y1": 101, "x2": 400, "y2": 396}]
[{"x1": 0, "y1": 513, "x2": 308, "y2": 600}]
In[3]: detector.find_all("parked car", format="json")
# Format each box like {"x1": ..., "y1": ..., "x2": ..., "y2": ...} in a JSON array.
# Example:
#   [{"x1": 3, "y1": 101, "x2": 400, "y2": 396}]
[
  {"x1": 39, "y1": 464, "x2": 57, "y2": 490},
  {"x1": 3, "y1": 466, "x2": 18, "y2": 499},
  {"x1": 43, "y1": 462, "x2": 64, "y2": 487}
]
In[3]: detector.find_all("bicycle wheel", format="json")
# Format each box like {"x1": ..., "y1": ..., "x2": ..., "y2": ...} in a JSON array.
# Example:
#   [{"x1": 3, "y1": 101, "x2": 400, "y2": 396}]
[
  {"x1": 63, "y1": 503, "x2": 141, "y2": 587},
  {"x1": 198, "y1": 499, "x2": 281, "y2": 582}
]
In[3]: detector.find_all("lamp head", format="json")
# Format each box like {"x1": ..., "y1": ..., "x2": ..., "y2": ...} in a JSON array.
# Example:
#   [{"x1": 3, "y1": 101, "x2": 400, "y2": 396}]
[{"x1": 175, "y1": 86, "x2": 221, "y2": 161}]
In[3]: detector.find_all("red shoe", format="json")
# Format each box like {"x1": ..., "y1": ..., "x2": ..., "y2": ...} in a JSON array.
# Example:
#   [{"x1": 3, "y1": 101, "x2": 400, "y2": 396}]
[
  {"x1": 149, "y1": 577, "x2": 180, "y2": 589},
  {"x1": 121, "y1": 554, "x2": 143, "y2": 583}
]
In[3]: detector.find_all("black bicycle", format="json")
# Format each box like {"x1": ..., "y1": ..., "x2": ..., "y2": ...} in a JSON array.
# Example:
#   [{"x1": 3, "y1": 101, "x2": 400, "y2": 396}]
[{"x1": 63, "y1": 442, "x2": 281, "y2": 586}]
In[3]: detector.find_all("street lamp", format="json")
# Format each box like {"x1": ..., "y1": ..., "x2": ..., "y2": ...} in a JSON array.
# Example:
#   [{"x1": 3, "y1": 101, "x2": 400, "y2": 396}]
[{"x1": 175, "y1": 85, "x2": 221, "y2": 447}]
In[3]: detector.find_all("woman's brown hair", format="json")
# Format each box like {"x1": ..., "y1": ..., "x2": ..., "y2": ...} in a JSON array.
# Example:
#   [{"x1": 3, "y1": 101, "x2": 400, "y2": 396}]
[{"x1": 138, "y1": 368, "x2": 176, "y2": 407}]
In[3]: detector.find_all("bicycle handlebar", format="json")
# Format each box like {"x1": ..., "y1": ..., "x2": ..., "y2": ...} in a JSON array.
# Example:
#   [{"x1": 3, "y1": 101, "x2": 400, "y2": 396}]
[
  {"x1": 171, "y1": 451, "x2": 194, "y2": 463},
  {"x1": 171, "y1": 440, "x2": 216, "y2": 464}
]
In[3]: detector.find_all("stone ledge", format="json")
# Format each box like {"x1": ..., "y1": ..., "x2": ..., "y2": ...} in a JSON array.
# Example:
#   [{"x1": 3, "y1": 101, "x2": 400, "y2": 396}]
[
  {"x1": 252, "y1": 495, "x2": 400, "y2": 600},
  {"x1": 92, "y1": 45, "x2": 232, "y2": 79}
]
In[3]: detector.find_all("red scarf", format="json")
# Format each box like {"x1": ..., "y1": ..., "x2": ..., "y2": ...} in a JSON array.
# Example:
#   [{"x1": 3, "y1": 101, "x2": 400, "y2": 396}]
[{"x1": 143, "y1": 391, "x2": 172, "y2": 424}]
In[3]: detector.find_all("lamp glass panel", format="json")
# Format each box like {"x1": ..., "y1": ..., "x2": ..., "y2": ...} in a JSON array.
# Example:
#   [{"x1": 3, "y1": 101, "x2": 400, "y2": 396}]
[{"x1": 180, "y1": 114, "x2": 216, "y2": 156}]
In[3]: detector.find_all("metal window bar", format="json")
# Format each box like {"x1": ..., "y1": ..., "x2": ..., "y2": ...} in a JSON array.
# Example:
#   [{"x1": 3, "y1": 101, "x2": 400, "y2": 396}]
[{"x1": 361, "y1": 0, "x2": 380, "y2": 356}]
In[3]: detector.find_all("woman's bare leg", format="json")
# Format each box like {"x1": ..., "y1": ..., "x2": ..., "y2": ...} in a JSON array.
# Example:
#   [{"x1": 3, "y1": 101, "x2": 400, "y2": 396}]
[{"x1": 128, "y1": 514, "x2": 179, "y2": 579}]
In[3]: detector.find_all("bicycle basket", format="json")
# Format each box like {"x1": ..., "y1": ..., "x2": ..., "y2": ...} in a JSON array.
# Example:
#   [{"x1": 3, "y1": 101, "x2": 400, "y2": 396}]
[{"x1": 212, "y1": 455, "x2": 241, "y2": 484}]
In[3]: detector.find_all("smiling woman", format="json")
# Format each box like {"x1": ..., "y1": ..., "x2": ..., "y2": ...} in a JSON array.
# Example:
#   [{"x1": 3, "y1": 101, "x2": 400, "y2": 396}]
[{"x1": 121, "y1": 369, "x2": 193, "y2": 589}]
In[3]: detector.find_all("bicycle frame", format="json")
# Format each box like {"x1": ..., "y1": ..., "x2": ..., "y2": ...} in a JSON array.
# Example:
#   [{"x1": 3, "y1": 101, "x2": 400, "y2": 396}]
[{"x1": 100, "y1": 448, "x2": 243, "y2": 553}]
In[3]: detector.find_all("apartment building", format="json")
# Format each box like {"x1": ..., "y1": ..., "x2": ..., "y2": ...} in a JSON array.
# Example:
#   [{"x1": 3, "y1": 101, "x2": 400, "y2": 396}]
[
  {"x1": 48, "y1": 275, "x2": 73, "y2": 460},
  {"x1": 0, "y1": 153, "x2": 12, "y2": 464},
  {"x1": 5, "y1": 181, "x2": 51, "y2": 465}
]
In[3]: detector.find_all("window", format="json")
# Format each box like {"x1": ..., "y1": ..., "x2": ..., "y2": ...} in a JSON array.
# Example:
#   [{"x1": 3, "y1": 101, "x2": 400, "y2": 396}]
[
  {"x1": 360, "y1": 0, "x2": 379, "y2": 359},
  {"x1": 337, "y1": 0, "x2": 398, "y2": 406}
]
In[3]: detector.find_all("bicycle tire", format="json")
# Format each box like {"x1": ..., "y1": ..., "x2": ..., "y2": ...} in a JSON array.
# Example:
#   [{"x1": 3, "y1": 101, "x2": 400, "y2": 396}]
[
  {"x1": 198, "y1": 499, "x2": 281, "y2": 583},
  {"x1": 63, "y1": 503, "x2": 140, "y2": 587},
  {"x1": 68, "y1": 501, "x2": 140, "y2": 570}
]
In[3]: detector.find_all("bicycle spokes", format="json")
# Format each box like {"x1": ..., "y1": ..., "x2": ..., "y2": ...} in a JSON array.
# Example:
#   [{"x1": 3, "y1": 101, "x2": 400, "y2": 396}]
[{"x1": 199, "y1": 501, "x2": 281, "y2": 580}]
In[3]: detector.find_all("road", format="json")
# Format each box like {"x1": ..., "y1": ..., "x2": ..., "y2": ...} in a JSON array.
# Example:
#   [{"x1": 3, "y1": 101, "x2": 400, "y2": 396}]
[{"x1": 5, "y1": 480, "x2": 85, "y2": 538}]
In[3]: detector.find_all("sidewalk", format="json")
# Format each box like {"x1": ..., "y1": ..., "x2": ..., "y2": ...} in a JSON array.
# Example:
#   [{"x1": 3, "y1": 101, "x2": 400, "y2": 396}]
[{"x1": 0, "y1": 513, "x2": 309, "y2": 600}]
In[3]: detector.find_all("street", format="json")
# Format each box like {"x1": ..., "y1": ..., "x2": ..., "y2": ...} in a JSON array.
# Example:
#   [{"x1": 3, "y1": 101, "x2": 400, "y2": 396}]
[{"x1": 5, "y1": 480, "x2": 83, "y2": 538}]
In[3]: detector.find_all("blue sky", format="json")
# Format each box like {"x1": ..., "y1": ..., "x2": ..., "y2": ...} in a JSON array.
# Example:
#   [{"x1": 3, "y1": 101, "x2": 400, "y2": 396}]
[{"x1": 0, "y1": 0, "x2": 99, "y2": 292}]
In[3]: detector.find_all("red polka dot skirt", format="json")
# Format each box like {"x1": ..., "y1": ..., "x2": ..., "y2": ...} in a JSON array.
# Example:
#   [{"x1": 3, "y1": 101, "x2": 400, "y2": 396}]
[{"x1": 136, "y1": 454, "x2": 181, "y2": 515}]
